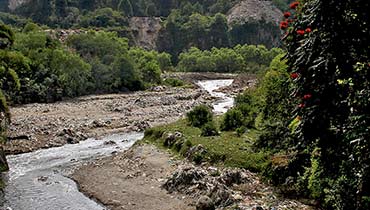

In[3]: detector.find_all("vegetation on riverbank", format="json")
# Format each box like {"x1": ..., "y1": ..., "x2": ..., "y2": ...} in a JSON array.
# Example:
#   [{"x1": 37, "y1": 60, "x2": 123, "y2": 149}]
[
  {"x1": 144, "y1": 118, "x2": 270, "y2": 173},
  {"x1": 0, "y1": 24, "x2": 174, "y2": 104}
]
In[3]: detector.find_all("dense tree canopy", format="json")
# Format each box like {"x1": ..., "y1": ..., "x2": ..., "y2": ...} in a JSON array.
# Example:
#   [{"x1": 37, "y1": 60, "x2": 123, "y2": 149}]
[{"x1": 177, "y1": 45, "x2": 283, "y2": 73}]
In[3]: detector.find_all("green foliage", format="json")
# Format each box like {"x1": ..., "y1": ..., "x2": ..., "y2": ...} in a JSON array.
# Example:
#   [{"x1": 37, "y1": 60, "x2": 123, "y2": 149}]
[
  {"x1": 235, "y1": 126, "x2": 246, "y2": 137},
  {"x1": 128, "y1": 47, "x2": 171, "y2": 85},
  {"x1": 177, "y1": 45, "x2": 282, "y2": 73},
  {"x1": 144, "y1": 128, "x2": 164, "y2": 140},
  {"x1": 112, "y1": 54, "x2": 143, "y2": 91},
  {"x1": 144, "y1": 119, "x2": 270, "y2": 172},
  {"x1": 68, "y1": 31, "x2": 167, "y2": 92},
  {"x1": 186, "y1": 105, "x2": 213, "y2": 128},
  {"x1": 0, "y1": 12, "x2": 29, "y2": 27},
  {"x1": 0, "y1": 24, "x2": 14, "y2": 49},
  {"x1": 201, "y1": 121, "x2": 219, "y2": 137},
  {"x1": 80, "y1": 8, "x2": 128, "y2": 28},
  {"x1": 163, "y1": 78, "x2": 184, "y2": 87},
  {"x1": 0, "y1": 23, "x2": 16, "y2": 173},
  {"x1": 261, "y1": 0, "x2": 370, "y2": 208},
  {"x1": 48, "y1": 49, "x2": 92, "y2": 97},
  {"x1": 220, "y1": 108, "x2": 244, "y2": 131},
  {"x1": 141, "y1": 61, "x2": 162, "y2": 85},
  {"x1": 22, "y1": 22, "x2": 40, "y2": 33},
  {"x1": 229, "y1": 20, "x2": 281, "y2": 49}
]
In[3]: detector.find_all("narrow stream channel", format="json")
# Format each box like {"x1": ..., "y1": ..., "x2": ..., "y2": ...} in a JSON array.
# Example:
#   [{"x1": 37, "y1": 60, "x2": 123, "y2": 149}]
[
  {"x1": 1, "y1": 133, "x2": 144, "y2": 210},
  {"x1": 0, "y1": 80, "x2": 234, "y2": 210},
  {"x1": 197, "y1": 79, "x2": 234, "y2": 114}
]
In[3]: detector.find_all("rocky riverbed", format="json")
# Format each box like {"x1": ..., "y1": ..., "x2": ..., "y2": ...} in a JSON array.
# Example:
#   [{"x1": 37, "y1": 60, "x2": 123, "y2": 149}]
[
  {"x1": 6, "y1": 86, "x2": 212, "y2": 155},
  {"x1": 4, "y1": 77, "x2": 315, "y2": 210}
]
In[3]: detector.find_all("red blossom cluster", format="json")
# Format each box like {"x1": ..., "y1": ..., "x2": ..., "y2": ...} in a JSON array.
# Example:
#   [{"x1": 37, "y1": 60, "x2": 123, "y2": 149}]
[
  {"x1": 303, "y1": 94, "x2": 312, "y2": 100},
  {"x1": 290, "y1": 1, "x2": 299, "y2": 9},
  {"x1": 284, "y1": 12, "x2": 291, "y2": 18},
  {"x1": 290, "y1": 72, "x2": 299, "y2": 79},
  {"x1": 296, "y1": 29, "x2": 305, "y2": 35},
  {"x1": 280, "y1": 21, "x2": 289, "y2": 29},
  {"x1": 305, "y1": 28, "x2": 312, "y2": 33}
]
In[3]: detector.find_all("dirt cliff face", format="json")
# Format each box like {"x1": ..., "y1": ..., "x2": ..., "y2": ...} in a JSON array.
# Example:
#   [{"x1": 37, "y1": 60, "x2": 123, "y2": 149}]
[
  {"x1": 227, "y1": 0, "x2": 282, "y2": 48},
  {"x1": 227, "y1": 0, "x2": 282, "y2": 25},
  {"x1": 129, "y1": 17, "x2": 162, "y2": 50}
]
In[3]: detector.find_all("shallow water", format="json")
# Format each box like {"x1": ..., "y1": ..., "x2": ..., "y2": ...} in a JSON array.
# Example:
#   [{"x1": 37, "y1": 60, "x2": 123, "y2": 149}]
[
  {"x1": 197, "y1": 79, "x2": 234, "y2": 114},
  {"x1": 1, "y1": 133, "x2": 143, "y2": 210}
]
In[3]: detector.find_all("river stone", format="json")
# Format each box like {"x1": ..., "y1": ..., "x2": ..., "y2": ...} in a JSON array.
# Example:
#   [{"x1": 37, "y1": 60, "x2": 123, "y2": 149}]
[{"x1": 196, "y1": 195, "x2": 215, "y2": 210}]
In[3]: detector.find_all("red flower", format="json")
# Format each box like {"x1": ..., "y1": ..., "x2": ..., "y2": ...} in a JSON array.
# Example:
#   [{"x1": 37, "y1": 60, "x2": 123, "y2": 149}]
[
  {"x1": 303, "y1": 94, "x2": 312, "y2": 100},
  {"x1": 298, "y1": 103, "x2": 305, "y2": 108},
  {"x1": 290, "y1": 72, "x2": 299, "y2": 79},
  {"x1": 296, "y1": 30, "x2": 305, "y2": 35},
  {"x1": 290, "y1": 1, "x2": 299, "y2": 9},
  {"x1": 284, "y1": 12, "x2": 291, "y2": 18},
  {"x1": 280, "y1": 21, "x2": 289, "y2": 30},
  {"x1": 305, "y1": 28, "x2": 312, "y2": 33}
]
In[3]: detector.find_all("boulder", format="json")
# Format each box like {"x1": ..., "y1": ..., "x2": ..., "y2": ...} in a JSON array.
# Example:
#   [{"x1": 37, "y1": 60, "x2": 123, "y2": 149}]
[{"x1": 196, "y1": 196, "x2": 215, "y2": 210}]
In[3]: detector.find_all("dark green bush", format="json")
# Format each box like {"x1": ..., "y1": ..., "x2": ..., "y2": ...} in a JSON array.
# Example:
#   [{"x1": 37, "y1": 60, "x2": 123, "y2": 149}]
[
  {"x1": 163, "y1": 78, "x2": 184, "y2": 87},
  {"x1": 254, "y1": 122, "x2": 294, "y2": 152},
  {"x1": 220, "y1": 108, "x2": 244, "y2": 131},
  {"x1": 201, "y1": 122, "x2": 219, "y2": 137},
  {"x1": 235, "y1": 126, "x2": 246, "y2": 137},
  {"x1": 186, "y1": 105, "x2": 213, "y2": 128}
]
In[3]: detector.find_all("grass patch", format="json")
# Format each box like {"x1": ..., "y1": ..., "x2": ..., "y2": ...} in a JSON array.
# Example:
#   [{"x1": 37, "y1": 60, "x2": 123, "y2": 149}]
[{"x1": 144, "y1": 118, "x2": 271, "y2": 172}]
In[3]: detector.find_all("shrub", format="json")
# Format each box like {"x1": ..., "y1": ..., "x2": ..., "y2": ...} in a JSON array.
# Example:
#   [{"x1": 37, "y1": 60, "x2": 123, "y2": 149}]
[
  {"x1": 201, "y1": 122, "x2": 219, "y2": 137},
  {"x1": 236, "y1": 126, "x2": 246, "y2": 137},
  {"x1": 163, "y1": 78, "x2": 184, "y2": 87},
  {"x1": 220, "y1": 108, "x2": 244, "y2": 131},
  {"x1": 186, "y1": 105, "x2": 213, "y2": 128},
  {"x1": 254, "y1": 122, "x2": 293, "y2": 151}
]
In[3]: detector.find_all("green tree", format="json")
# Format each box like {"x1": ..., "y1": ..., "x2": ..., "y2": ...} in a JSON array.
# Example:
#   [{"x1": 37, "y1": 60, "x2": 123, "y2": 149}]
[
  {"x1": 0, "y1": 24, "x2": 19, "y2": 172},
  {"x1": 141, "y1": 61, "x2": 161, "y2": 85},
  {"x1": 281, "y1": 0, "x2": 370, "y2": 208},
  {"x1": 112, "y1": 55, "x2": 143, "y2": 91},
  {"x1": 49, "y1": 49, "x2": 92, "y2": 97},
  {"x1": 118, "y1": 0, "x2": 134, "y2": 16}
]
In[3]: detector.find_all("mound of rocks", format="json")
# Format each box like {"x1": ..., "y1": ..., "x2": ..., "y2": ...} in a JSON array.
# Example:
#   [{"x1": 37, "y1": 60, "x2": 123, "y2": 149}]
[{"x1": 163, "y1": 165, "x2": 254, "y2": 208}]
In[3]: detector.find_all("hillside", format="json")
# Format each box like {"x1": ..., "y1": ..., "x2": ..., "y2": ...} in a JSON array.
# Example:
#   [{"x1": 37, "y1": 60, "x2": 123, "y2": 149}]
[{"x1": 0, "y1": 0, "x2": 284, "y2": 55}]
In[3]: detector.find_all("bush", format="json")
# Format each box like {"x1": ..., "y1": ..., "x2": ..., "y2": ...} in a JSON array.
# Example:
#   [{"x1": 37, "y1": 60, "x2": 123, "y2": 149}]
[
  {"x1": 201, "y1": 122, "x2": 219, "y2": 137},
  {"x1": 163, "y1": 78, "x2": 184, "y2": 87},
  {"x1": 186, "y1": 105, "x2": 213, "y2": 128},
  {"x1": 220, "y1": 108, "x2": 244, "y2": 131},
  {"x1": 254, "y1": 122, "x2": 293, "y2": 151},
  {"x1": 236, "y1": 126, "x2": 246, "y2": 137}
]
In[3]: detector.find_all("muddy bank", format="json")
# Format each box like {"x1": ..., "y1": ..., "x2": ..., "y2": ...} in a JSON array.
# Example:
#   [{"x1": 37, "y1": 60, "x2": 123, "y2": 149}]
[
  {"x1": 72, "y1": 143, "x2": 194, "y2": 210},
  {"x1": 6, "y1": 86, "x2": 211, "y2": 155},
  {"x1": 73, "y1": 143, "x2": 314, "y2": 210}
]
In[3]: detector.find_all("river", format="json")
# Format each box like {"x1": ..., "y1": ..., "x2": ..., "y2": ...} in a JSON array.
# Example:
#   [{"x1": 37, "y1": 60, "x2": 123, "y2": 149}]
[
  {"x1": 0, "y1": 80, "x2": 234, "y2": 210},
  {"x1": 197, "y1": 79, "x2": 234, "y2": 114}
]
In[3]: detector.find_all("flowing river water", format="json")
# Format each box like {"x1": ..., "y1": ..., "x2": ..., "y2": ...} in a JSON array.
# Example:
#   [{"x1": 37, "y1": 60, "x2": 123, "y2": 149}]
[{"x1": 0, "y1": 79, "x2": 234, "y2": 210}]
